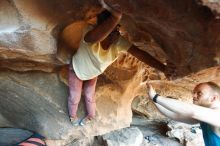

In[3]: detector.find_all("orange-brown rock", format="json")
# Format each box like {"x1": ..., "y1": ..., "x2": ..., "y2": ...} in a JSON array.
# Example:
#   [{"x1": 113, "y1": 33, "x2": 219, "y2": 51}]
[
  {"x1": 0, "y1": 0, "x2": 220, "y2": 146},
  {"x1": 104, "y1": 0, "x2": 220, "y2": 77}
]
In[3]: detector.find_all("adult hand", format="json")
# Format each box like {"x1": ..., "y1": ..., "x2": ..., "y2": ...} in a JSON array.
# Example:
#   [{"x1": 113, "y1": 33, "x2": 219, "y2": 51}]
[{"x1": 147, "y1": 84, "x2": 157, "y2": 100}]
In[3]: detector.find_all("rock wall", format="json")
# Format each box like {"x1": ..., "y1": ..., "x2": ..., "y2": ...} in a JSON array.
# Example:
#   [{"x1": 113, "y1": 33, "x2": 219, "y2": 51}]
[
  {"x1": 104, "y1": 0, "x2": 220, "y2": 76},
  {"x1": 0, "y1": 0, "x2": 220, "y2": 145},
  {"x1": 0, "y1": 0, "x2": 99, "y2": 71}
]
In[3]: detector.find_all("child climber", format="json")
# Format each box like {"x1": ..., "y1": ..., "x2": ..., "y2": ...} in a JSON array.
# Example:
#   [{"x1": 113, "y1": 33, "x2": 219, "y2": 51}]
[{"x1": 68, "y1": 0, "x2": 168, "y2": 126}]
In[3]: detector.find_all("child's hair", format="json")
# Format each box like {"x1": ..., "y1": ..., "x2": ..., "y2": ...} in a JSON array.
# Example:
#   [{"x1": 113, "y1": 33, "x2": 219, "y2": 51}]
[{"x1": 97, "y1": 10, "x2": 111, "y2": 25}]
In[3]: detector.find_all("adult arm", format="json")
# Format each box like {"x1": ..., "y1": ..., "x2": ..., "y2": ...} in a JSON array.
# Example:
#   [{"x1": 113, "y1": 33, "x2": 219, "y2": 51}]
[
  {"x1": 148, "y1": 85, "x2": 198, "y2": 124},
  {"x1": 148, "y1": 84, "x2": 220, "y2": 127},
  {"x1": 155, "y1": 103, "x2": 199, "y2": 124},
  {"x1": 84, "y1": 0, "x2": 122, "y2": 43},
  {"x1": 127, "y1": 45, "x2": 166, "y2": 72}
]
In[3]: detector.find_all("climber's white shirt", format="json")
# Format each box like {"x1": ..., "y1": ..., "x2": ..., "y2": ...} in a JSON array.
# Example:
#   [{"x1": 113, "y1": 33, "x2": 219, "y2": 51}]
[{"x1": 72, "y1": 25, "x2": 132, "y2": 80}]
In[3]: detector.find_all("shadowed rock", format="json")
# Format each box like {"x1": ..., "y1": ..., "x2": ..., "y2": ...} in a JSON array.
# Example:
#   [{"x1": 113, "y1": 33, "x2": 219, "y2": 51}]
[{"x1": 0, "y1": 0, "x2": 220, "y2": 145}]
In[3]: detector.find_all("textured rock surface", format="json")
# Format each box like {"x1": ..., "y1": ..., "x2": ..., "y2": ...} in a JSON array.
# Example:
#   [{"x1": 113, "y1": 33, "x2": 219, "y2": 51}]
[
  {"x1": 102, "y1": 127, "x2": 143, "y2": 146},
  {"x1": 0, "y1": 0, "x2": 220, "y2": 75},
  {"x1": 167, "y1": 121, "x2": 205, "y2": 146},
  {"x1": 131, "y1": 116, "x2": 181, "y2": 146},
  {"x1": 0, "y1": 0, "x2": 100, "y2": 71},
  {"x1": 104, "y1": 0, "x2": 220, "y2": 77},
  {"x1": 0, "y1": 0, "x2": 220, "y2": 145},
  {"x1": 0, "y1": 71, "x2": 73, "y2": 139}
]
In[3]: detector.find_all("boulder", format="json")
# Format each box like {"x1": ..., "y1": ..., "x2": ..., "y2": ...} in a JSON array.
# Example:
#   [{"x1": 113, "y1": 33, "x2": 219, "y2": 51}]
[
  {"x1": 131, "y1": 116, "x2": 181, "y2": 146},
  {"x1": 167, "y1": 121, "x2": 205, "y2": 146},
  {"x1": 102, "y1": 127, "x2": 143, "y2": 146}
]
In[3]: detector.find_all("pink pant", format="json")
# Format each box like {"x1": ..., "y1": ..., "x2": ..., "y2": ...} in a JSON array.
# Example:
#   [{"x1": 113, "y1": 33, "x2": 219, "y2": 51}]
[{"x1": 68, "y1": 65, "x2": 97, "y2": 118}]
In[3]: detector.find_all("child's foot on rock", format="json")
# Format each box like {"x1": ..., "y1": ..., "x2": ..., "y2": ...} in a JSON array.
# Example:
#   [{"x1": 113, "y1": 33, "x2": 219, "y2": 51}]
[
  {"x1": 80, "y1": 116, "x2": 95, "y2": 126},
  {"x1": 70, "y1": 117, "x2": 80, "y2": 126}
]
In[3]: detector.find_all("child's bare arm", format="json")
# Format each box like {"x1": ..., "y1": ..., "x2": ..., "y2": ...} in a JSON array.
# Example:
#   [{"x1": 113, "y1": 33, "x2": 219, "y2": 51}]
[
  {"x1": 84, "y1": 0, "x2": 122, "y2": 43},
  {"x1": 127, "y1": 45, "x2": 166, "y2": 72}
]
